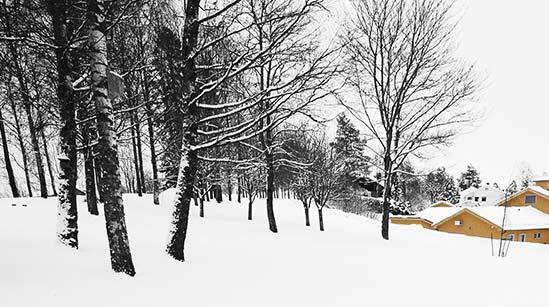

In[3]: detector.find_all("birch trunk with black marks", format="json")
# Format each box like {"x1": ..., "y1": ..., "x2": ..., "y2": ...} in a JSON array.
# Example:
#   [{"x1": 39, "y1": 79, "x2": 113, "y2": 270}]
[
  {"x1": 88, "y1": 0, "x2": 135, "y2": 275},
  {"x1": 47, "y1": 0, "x2": 78, "y2": 248},
  {"x1": 166, "y1": 0, "x2": 200, "y2": 262}
]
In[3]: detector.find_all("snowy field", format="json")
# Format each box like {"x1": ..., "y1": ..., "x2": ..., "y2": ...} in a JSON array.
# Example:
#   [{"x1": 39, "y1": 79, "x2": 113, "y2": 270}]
[{"x1": 1, "y1": 192, "x2": 549, "y2": 307}]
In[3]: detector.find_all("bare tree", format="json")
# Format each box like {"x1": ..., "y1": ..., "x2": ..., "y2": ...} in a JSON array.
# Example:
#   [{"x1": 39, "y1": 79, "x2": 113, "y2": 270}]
[{"x1": 340, "y1": 0, "x2": 480, "y2": 239}]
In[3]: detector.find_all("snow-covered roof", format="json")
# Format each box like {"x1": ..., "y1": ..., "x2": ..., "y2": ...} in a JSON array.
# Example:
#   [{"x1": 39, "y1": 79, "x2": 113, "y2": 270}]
[
  {"x1": 466, "y1": 206, "x2": 549, "y2": 230},
  {"x1": 460, "y1": 186, "x2": 477, "y2": 196},
  {"x1": 528, "y1": 186, "x2": 549, "y2": 198},
  {"x1": 532, "y1": 176, "x2": 549, "y2": 182},
  {"x1": 416, "y1": 207, "x2": 462, "y2": 225},
  {"x1": 497, "y1": 186, "x2": 549, "y2": 206}
]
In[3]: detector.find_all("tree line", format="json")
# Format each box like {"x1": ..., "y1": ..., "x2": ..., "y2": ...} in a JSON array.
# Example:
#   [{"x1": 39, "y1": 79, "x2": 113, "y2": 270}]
[{"x1": 0, "y1": 0, "x2": 480, "y2": 275}]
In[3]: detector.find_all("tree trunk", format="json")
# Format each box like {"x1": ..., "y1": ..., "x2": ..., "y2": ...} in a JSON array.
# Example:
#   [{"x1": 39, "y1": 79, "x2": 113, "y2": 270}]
[
  {"x1": 237, "y1": 177, "x2": 241, "y2": 203},
  {"x1": 205, "y1": 183, "x2": 210, "y2": 202},
  {"x1": 199, "y1": 195, "x2": 204, "y2": 218},
  {"x1": 134, "y1": 111, "x2": 146, "y2": 193},
  {"x1": 381, "y1": 153, "x2": 393, "y2": 240},
  {"x1": 165, "y1": 0, "x2": 200, "y2": 262},
  {"x1": 130, "y1": 112, "x2": 142, "y2": 197},
  {"x1": 318, "y1": 208, "x2": 324, "y2": 231},
  {"x1": 304, "y1": 205, "x2": 310, "y2": 227},
  {"x1": 248, "y1": 198, "x2": 253, "y2": 220},
  {"x1": 40, "y1": 126, "x2": 57, "y2": 196},
  {"x1": 0, "y1": 109, "x2": 19, "y2": 197},
  {"x1": 145, "y1": 101, "x2": 159, "y2": 205},
  {"x1": 8, "y1": 87, "x2": 32, "y2": 197},
  {"x1": 84, "y1": 149, "x2": 99, "y2": 215},
  {"x1": 265, "y1": 150, "x2": 277, "y2": 233},
  {"x1": 227, "y1": 170, "x2": 232, "y2": 201},
  {"x1": 88, "y1": 0, "x2": 135, "y2": 275},
  {"x1": 47, "y1": 0, "x2": 78, "y2": 248}
]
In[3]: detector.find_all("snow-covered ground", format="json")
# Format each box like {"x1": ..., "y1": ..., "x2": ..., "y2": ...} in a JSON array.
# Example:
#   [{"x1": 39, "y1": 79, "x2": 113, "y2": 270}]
[{"x1": 1, "y1": 192, "x2": 548, "y2": 307}]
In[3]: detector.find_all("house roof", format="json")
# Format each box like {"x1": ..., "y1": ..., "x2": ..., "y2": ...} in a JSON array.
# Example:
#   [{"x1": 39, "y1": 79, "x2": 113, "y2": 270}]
[
  {"x1": 430, "y1": 201, "x2": 454, "y2": 208},
  {"x1": 532, "y1": 176, "x2": 549, "y2": 182},
  {"x1": 416, "y1": 207, "x2": 462, "y2": 225},
  {"x1": 496, "y1": 186, "x2": 549, "y2": 206},
  {"x1": 431, "y1": 206, "x2": 549, "y2": 231},
  {"x1": 460, "y1": 186, "x2": 477, "y2": 196}
]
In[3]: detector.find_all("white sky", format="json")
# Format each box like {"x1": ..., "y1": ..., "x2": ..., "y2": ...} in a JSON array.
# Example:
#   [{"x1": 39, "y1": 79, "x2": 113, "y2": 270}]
[
  {"x1": 424, "y1": 0, "x2": 549, "y2": 185},
  {"x1": 326, "y1": 0, "x2": 549, "y2": 186}
]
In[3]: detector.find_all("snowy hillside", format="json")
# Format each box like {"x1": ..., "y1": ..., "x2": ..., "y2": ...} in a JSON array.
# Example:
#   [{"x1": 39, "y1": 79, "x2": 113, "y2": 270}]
[{"x1": 1, "y1": 193, "x2": 549, "y2": 307}]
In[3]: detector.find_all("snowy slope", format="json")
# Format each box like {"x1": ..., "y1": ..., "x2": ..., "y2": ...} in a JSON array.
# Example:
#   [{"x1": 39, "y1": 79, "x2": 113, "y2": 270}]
[{"x1": 1, "y1": 193, "x2": 549, "y2": 307}]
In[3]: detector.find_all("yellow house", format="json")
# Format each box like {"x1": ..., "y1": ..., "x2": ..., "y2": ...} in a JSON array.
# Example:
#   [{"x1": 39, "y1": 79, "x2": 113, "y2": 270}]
[
  {"x1": 495, "y1": 178, "x2": 549, "y2": 214},
  {"x1": 391, "y1": 204, "x2": 549, "y2": 244}
]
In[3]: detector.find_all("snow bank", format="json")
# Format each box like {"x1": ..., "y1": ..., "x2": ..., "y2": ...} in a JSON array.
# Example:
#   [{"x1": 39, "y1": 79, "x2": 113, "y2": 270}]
[{"x1": 1, "y1": 195, "x2": 549, "y2": 307}]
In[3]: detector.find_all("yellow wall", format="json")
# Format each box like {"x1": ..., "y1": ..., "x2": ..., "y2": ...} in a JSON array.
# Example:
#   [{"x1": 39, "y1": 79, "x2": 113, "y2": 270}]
[
  {"x1": 433, "y1": 210, "x2": 549, "y2": 244},
  {"x1": 502, "y1": 190, "x2": 549, "y2": 214},
  {"x1": 534, "y1": 181, "x2": 549, "y2": 190},
  {"x1": 391, "y1": 217, "x2": 432, "y2": 229},
  {"x1": 503, "y1": 229, "x2": 549, "y2": 244},
  {"x1": 434, "y1": 210, "x2": 500, "y2": 239}
]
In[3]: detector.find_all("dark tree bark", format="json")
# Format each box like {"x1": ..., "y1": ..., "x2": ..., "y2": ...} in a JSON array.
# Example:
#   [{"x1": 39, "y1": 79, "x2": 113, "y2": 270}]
[
  {"x1": 304, "y1": 206, "x2": 310, "y2": 227},
  {"x1": 47, "y1": 0, "x2": 78, "y2": 248},
  {"x1": 39, "y1": 125, "x2": 57, "y2": 196},
  {"x1": 265, "y1": 150, "x2": 277, "y2": 233},
  {"x1": 199, "y1": 195, "x2": 204, "y2": 218},
  {"x1": 130, "y1": 111, "x2": 142, "y2": 196},
  {"x1": 237, "y1": 177, "x2": 241, "y2": 203},
  {"x1": 248, "y1": 198, "x2": 253, "y2": 220},
  {"x1": 144, "y1": 94, "x2": 159, "y2": 204},
  {"x1": 381, "y1": 154, "x2": 393, "y2": 240},
  {"x1": 88, "y1": 0, "x2": 135, "y2": 275},
  {"x1": 134, "y1": 111, "x2": 146, "y2": 193},
  {"x1": 318, "y1": 208, "x2": 324, "y2": 231},
  {"x1": 0, "y1": 109, "x2": 19, "y2": 197}
]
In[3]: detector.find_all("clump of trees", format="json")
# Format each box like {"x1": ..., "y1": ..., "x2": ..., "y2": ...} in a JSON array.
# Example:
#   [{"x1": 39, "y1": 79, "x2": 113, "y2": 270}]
[{"x1": 0, "y1": 0, "x2": 480, "y2": 275}]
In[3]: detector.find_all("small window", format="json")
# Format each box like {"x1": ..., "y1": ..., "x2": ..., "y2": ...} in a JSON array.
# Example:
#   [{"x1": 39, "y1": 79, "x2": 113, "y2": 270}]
[
  {"x1": 507, "y1": 234, "x2": 515, "y2": 241},
  {"x1": 467, "y1": 197, "x2": 473, "y2": 200},
  {"x1": 454, "y1": 220, "x2": 462, "y2": 226},
  {"x1": 474, "y1": 197, "x2": 479, "y2": 202},
  {"x1": 525, "y1": 195, "x2": 536, "y2": 204},
  {"x1": 534, "y1": 233, "x2": 542, "y2": 239},
  {"x1": 520, "y1": 234, "x2": 526, "y2": 242},
  {"x1": 481, "y1": 196, "x2": 487, "y2": 202}
]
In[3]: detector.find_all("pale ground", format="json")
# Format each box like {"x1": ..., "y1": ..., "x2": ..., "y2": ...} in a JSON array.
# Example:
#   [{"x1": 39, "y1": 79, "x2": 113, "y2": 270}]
[{"x1": 1, "y1": 191, "x2": 548, "y2": 307}]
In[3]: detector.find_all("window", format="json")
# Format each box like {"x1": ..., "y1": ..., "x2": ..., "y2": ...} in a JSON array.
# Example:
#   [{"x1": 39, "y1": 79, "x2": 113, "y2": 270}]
[
  {"x1": 534, "y1": 233, "x2": 542, "y2": 239},
  {"x1": 454, "y1": 220, "x2": 462, "y2": 226},
  {"x1": 474, "y1": 197, "x2": 479, "y2": 202},
  {"x1": 520, "y1": 234, "x2": 526, "y2": 242},
  {"x1": 467, "y1": 197, "x2": 473, "y2": 200},
  {"x1": 525, "y1": 195, "x2": 536, "y2": 204},
  {"x1": 507, "y1": 234, "x2": 515, "y2": 241},
  {"x1": 481, "y1": 196, "x2": 487, "y2": 202}
]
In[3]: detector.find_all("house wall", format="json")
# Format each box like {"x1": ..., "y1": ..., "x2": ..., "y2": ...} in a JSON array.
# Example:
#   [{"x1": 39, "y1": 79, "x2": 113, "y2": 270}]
[
  {"x1": 460, "y1": 186, "x2": 504, "y2": 206},
  {"x1": 534, "y1": 181, "x2": 549, "y2": 190},
  {"x1": 502, "y1": 191, "x2": 549, "y2": 214},
  {"x1": 435, "y1": 210, "x2": 500, "y2": 239},
  {"x1": 503, "y1": 229, "x2": 549, "y2": 244},
  {"x1": 391, "y1": 217, "x2": 432, "y2": 229}
]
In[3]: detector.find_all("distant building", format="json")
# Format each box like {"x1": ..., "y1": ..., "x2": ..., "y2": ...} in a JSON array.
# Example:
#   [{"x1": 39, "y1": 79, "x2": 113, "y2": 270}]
[
  {"x1": 391, "y1": 206, "x2": 549, "y2": 244},
  {"x1": 459, "y1": 183, "x2": 505, "y2": 206},
  {"x1": 496, "y1": 177, "x2": 549, "y2": 214}
]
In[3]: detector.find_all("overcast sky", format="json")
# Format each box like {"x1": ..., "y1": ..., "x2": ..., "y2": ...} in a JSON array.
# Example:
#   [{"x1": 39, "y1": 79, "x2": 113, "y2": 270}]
[
  {"x1": 328, "y1": 0, "x2": 549, "y2": 186},
  {"x1": 423, "y1": 0, "x2": 549, "y2": 185}
]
